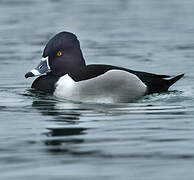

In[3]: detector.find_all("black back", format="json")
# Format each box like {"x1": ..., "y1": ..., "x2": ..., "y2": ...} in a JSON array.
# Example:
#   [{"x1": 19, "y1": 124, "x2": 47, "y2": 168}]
[{"x1": 69, "y1": 64, "x2": 182, "y2": 94}]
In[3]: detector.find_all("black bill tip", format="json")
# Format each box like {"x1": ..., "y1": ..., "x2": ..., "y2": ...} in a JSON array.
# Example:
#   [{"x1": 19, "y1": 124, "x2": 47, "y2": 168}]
[{"x1": 25, "y1": 72, "x2": 34, "y2": 78}]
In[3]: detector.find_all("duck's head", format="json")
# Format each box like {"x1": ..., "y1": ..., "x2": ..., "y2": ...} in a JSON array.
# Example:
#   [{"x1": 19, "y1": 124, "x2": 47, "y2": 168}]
[{"x1": 25, "y1": 32, "x2": 86, "y2": 78}]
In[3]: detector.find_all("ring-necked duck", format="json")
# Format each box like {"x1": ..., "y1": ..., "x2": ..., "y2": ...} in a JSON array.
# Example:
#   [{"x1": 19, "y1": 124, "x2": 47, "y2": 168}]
[{"x1": 25, "y1": 32, "x2": 184, "y2": 103}]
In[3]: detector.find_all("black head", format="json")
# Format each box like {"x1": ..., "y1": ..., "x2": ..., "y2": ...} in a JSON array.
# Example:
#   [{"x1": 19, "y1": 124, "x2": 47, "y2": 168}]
[{"x1": 25, "y1": 31, "x2": 86, "y2": 78}]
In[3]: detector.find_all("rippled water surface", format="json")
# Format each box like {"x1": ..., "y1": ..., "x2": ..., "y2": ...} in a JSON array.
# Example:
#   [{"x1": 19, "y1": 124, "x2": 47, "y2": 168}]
[{"x1": 1, "y1": 0, "x2": 194, "y2": 179}]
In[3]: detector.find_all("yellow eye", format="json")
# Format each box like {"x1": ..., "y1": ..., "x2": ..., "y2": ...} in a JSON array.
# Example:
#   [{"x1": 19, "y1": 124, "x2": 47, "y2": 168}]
[{"x1": 57, "y1": 51, "x2": 62, "y2": 56}]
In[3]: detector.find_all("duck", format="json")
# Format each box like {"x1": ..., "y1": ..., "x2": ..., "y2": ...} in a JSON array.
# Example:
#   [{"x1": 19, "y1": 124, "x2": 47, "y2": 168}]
[{"x1": 25, "y1": 31, "x2": 184, "y2": 103}]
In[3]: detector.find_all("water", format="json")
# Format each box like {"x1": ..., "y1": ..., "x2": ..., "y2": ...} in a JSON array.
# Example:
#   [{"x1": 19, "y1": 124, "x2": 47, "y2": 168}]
[{"x1": 0, "y1": 0, "x2": 194, "y2": 179}]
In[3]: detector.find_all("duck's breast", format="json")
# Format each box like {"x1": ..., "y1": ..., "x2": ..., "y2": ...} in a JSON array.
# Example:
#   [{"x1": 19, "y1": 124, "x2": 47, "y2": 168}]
[{"x1": 54, "y1": 70, "x2": 147, "y2": 103}]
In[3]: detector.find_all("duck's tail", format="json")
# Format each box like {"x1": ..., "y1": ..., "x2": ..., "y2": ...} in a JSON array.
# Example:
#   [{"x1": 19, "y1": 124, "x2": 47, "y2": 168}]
[
  {"x1": 144, "y1": 73, "x2": 184, "y2": 94},
  {"x1": 167, "y1": 74, "x2": 184, "y2": 87}
]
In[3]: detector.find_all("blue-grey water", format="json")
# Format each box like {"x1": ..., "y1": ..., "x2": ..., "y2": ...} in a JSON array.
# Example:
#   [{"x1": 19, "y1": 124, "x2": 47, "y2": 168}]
[{"x1": 0, "y1": 0, "x2": 194, "y2": 179}]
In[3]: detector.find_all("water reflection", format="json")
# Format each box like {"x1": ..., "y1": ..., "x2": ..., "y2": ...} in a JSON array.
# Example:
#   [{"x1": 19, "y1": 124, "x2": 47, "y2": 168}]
[
  {"x1": 32, "y1": 99, "x2": 91, "y2": 155},
  {"x1": 32, "y1": 100, "x2": 81, "y2": 122}
]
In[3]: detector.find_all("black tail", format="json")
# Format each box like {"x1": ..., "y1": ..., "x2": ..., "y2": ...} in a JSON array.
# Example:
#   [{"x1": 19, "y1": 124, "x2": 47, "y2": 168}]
[
  {"x1": 167, "y1": 74, "x2": 184, "y2": 87},
  {"x1": 144, "y1": 73, "x2": 184, "y2": 94}
]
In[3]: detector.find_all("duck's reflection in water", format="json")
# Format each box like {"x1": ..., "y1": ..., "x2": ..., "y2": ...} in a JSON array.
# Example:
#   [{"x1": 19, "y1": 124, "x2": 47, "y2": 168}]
[
  {"x1": 32, "y1": 99, "x2": 90, "y2": 155},
  {"x1": 31, "y1": 97, "x2": 129, "y2": 156}
]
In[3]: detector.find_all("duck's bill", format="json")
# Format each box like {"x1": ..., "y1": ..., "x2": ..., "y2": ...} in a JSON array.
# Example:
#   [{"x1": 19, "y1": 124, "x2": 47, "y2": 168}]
[{"x1": 25, "y1": 57, "x2": 51, "y2": 78}]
